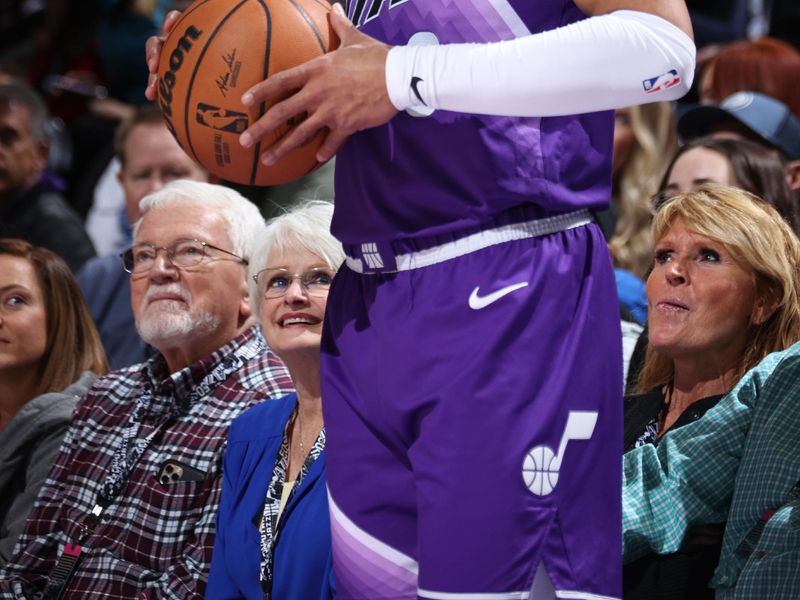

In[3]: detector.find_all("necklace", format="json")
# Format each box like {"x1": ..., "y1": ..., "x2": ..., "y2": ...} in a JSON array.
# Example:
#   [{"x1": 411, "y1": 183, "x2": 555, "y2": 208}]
[{"x1": 296, "y1": 406, "x2": 305, "y2": 459}]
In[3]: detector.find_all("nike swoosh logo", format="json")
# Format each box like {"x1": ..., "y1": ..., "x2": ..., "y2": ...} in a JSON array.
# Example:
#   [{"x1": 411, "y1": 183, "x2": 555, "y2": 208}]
[
  {"x1": 410, "y1": 76, "x2": 427, "y2": 106},
  {"x1": 468, "y1": 282, "x2": 529, "y2": 310}
]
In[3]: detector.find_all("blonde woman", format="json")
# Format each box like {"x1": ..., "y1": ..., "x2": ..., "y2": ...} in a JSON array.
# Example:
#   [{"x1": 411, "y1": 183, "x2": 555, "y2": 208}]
[{"x1": 623, "y1": 185, "x2": 800, "y2": 598}]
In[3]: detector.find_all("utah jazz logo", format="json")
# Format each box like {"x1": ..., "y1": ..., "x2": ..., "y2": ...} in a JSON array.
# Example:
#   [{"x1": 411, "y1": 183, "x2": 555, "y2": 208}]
[
  {"x1": 522, "y1": 411, "x2": 597, "y2": 496},
  {"x1": 345, "y1": 0, "x2": 410, "y2": 27}
]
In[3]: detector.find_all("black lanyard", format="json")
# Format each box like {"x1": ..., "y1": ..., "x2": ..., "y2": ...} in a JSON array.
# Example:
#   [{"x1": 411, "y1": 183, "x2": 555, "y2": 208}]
[
  {"x1": 259, "y1": 417, "x2": 326, "y2": 599},
  {"x1": 42, "y1": 339, "x2": 260, "y2": 600}
]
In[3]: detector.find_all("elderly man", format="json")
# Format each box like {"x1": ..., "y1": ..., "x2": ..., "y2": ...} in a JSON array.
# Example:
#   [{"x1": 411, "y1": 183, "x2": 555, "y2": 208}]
[
  {"x1": 0, "y1": 180, "x2": 293, "y2": 599},
  {"x1": 0, "y1": 81, "x2": 95, "y2": 272},
  {"x1": 78, "y1": 104, "x2": 209, "y2": 369}
]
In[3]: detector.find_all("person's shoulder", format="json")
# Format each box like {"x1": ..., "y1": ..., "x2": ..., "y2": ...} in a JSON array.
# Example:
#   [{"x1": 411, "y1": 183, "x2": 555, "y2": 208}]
[
  {"x1": 234, "y1": 392, "x2": 296, "y2": 426},
  {"x1": 78, "y1": 366, "x2": 145, "y2": 412},
  {"x1": 753, "y1": 342, "x2": 800, "y2": 399},
  {"x1": 32, "y1": 187, "x2": 83, "y2": 224},
  {"x1": 228, "y1": 329, "x2": 293, "y2": 395},
  {"x1": 229, "y1": 393, "x2": 297, "y2": 440},
  {"x1": 749, "y1": 342, "x2": 800, "y2": 384},
  {"x1": 77, "y1": 253, "x2": 125, "y2": 283}
]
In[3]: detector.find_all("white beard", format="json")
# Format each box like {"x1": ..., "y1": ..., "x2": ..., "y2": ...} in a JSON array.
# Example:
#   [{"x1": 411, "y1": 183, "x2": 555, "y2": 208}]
[
  {"x1": 137, "y1": 306, "x2": 220, "y2": 348},
  {"x1": 136, "y1": 285, "x2": 221, "y2": 349}
]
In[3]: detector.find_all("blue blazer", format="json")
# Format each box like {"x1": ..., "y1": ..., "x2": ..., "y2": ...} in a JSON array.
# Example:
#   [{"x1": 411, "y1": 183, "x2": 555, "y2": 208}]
[{"x1": 207, "y1": 394, "x2": 334, "y2": 599}]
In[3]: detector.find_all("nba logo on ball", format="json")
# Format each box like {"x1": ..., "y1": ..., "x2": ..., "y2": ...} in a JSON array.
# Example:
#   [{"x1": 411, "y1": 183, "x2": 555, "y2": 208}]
[
  {"x1": 521, "y1": 411, "x2": 598, "y2": 497},
  {"x1": 156, "y1": 0, "x2": 339, "y2": 186}
]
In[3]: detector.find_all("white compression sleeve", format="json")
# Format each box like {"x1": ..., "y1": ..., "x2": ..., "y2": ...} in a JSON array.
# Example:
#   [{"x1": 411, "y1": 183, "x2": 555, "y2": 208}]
[{"x1": 385, "y1": 10, "x2": 696, "y2": 117}]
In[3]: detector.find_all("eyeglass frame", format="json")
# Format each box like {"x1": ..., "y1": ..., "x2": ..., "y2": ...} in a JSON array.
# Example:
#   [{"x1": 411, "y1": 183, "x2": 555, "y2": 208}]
[
  {"x1": 252, "y1": 266, "x2": 335, "y2": 298},
  {"x1": 119, "y1": 238, "x2": 248, "y2": 274}
]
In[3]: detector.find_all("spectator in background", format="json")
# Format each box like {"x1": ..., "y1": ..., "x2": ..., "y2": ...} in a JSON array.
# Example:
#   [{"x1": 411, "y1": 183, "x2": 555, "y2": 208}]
[
  {"x1": 208, "y1": 201, "x2": 340, "y2": 599},
  {"x1": 623, "y1": 185, "x2": 800, "y2": 598},
  {"x1": 608, "y1": 101, "x2": 678, "y2": 327},
  {"x1": 659, "y1": 136, "x2": 800, "y2": 235},
  {"x1": 77, "y1": 104, "x2": 208, "y2": 369},
  {"x1": 0, "y1": 239, "x2": 108, "y2": 565},
  {"x1": 698, "y1": 37, "x2": 800, "y2": 118},
  {"x1": 0, "y1": 82, "x2": 95, "y2": 272},
  {"x1": 0, "y1": 180, "x2": 293, "y2": 598},
  {"x1": 685, "y1": 0, "x2": 748, "y2": 47},
  {"x1": 624, "y1": 135, "x2": 800, "y2": 392},
  {"x1": 611, "y1": 102, "x2": 678, "y2": 281},
  {"x1": 678, "y1": 91, "x2": 800, "y2": 193}
]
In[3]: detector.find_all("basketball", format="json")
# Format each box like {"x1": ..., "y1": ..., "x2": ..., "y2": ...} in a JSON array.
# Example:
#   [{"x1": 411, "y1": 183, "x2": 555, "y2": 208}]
[{"x1": 156, "y1": 0, "x2": 339, "y2": 186}]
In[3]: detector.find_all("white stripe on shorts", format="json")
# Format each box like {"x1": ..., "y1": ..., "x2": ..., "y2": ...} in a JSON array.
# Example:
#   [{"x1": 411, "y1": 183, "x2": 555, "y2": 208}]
[{"x1": 346, "y1": 209, "x2": 593, "y2": 274}]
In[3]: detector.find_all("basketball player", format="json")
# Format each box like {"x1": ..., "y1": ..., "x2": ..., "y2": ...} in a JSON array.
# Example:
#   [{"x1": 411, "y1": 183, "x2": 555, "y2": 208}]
[{"x1": 147, "y1": 1, "x2": 694, "y2": 598}]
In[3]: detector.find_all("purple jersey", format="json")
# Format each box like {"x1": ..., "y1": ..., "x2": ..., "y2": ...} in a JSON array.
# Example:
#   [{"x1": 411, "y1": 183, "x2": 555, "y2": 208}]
[{"x1": 333, "y1": 0, "x2": 614, "y2": 244}]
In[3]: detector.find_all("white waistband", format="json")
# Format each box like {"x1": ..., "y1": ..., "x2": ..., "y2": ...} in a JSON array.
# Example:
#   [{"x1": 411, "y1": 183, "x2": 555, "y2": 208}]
[{"x1": 345, "y1": 209, "x2": 593, "y2": 274}]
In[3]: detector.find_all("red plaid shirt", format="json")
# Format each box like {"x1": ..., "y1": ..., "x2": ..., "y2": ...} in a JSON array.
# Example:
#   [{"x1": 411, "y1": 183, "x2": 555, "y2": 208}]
[{"x1": 0, "y1": 325, "x2": 293, "y2": 599}]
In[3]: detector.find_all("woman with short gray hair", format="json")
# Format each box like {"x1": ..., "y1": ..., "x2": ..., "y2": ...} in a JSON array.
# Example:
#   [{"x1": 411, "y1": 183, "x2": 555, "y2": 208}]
[{"x1": 208, "y1": 200, "x2": 341, "y2": 599}]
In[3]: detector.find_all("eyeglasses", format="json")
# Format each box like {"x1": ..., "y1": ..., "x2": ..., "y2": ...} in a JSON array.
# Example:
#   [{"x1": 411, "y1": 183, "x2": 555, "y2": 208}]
[
  {"x1": 252, "y1": 267, "x2": 334, "y2": 298},
  {"x1": 120, "y1": 238, "x2": 247, "y2": 274}
]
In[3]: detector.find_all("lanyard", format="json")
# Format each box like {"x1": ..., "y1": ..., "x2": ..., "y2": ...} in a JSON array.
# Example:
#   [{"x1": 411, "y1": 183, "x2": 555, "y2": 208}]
[
  {"x1": 42, "y1": 339, "x2": 260, "y2": 600},
  {"x1": 259, "y1": 417, "x2": 326, "y2": 599}
]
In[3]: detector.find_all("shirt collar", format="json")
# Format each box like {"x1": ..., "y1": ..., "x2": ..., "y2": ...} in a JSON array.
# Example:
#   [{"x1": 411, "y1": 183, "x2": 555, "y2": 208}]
[{"x1": 138, "y1": 325, "x2": 266, "y2": 415}]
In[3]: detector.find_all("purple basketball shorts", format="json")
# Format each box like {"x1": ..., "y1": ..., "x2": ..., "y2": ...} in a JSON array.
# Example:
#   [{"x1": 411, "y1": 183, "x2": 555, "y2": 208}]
[{"x1": 321, "y1": 208, "x2": 622, "y2": 600}]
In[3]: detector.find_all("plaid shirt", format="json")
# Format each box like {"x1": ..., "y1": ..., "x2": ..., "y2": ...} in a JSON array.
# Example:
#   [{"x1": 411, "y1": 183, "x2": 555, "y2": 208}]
[
  {"x1": 624, "y1": 342, "x2": 800, "y2": 599},
  {"x1": 0, "y1": 325, "x2": 293, "y2": 599}
]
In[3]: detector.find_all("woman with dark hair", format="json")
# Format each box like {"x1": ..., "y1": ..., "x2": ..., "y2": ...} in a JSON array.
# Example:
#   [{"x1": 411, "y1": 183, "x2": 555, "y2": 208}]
[
  {"x1": 0, "y1": 239, "x2": 108, "y2": 564},
  {"x1": 658, "y1": 136, "x2": 800, "y2": 235},
  {"x1": 623, "y1": 185, "x2": 800, "y2": 598}
]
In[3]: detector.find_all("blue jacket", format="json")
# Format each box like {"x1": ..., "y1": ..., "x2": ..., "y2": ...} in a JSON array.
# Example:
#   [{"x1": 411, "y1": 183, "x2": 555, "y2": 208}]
[
  {"x1": 77, "y1": 254, "x2": 152, "y2": 370},
  {"x1": 207, "y1": 394, "x2": 334, "y2": 599}
]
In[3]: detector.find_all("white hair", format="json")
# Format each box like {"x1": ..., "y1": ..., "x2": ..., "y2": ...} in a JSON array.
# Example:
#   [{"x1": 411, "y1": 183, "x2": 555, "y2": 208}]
[
  {"x1": 248, "y1": 200, "x2": 343, "y2": 320},
  {"x1": 133, "y1": 180, "x2": 265, "y2": 260}
]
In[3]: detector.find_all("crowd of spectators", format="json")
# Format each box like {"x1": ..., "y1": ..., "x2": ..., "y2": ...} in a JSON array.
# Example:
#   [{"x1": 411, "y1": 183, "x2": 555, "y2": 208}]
[{"x1": 0, "y1": 1, "x2": 798, "y2": 599}]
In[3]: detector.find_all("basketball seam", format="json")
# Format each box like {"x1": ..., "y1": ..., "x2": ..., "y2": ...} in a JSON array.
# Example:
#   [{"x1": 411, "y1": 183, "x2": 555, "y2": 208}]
[
  {"x1": 309, "y1": 0, "x2": 332, "y2": 12},
  {"x1": 288, "y1": 0, "x2": 328, "y2": 55},
  {"x1": 183, "y1": 0, "x2": 254, "y2": 167},
  {"x1": 250, "y1": 0, "x2": 273, "y2": 186}
]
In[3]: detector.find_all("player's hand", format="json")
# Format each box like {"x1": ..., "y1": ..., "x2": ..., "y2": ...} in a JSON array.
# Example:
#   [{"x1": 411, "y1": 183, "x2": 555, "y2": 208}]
[
  {"x1": 144, "y1": 10, "x2": 183, "y2": 101},
  {"x1": 239, "y1": 2, "x2": 398, "y2": 165}
]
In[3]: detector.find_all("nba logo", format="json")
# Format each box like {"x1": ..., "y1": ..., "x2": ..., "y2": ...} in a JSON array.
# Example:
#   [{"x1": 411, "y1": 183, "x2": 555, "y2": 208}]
[{"x1": 643, "y1": 69, "x2": 681, "y2": 94}]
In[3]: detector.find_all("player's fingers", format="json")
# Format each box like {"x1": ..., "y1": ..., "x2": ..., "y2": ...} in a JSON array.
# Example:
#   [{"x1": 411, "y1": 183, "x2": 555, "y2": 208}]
[
  {"x1": 162, "y1": 10, "x2": 182, "y2": 34},
  {"x1": 316, "y1": 129, "x2": 347, "y2": 163},
  {"x1": 329, "y1": 3, "x2": 358, "y2": 44},
  {"x1": 241, "y1": 66, "x2": 309, "y2": 110},
  {"x1": 241, "y1": 87, "x2": 314, "y2": 148},
  {"x1": 260, "y1": 116, "x2": 323, "y2": 165}
]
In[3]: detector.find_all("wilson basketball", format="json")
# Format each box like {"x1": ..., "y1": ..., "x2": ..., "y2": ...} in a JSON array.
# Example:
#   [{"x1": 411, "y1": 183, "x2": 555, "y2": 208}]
[{"x1": 156, "y1": 0, "x2": 338, "y2": 186}]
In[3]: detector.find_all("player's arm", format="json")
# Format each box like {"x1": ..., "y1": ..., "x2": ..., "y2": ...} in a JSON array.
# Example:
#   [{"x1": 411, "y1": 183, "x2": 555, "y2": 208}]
[
  {"x1": 387, "y1": 0, "x2": 695, "y2": 119},
  {"x1": 241, "y1": 2, "x2": 694, "y2": 166}
]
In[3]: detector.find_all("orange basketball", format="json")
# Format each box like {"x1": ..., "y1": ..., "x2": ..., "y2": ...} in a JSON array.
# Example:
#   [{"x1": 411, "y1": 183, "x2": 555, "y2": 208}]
[{"x1": 156, "y1": 0, "x2": 338, "y2": 186}]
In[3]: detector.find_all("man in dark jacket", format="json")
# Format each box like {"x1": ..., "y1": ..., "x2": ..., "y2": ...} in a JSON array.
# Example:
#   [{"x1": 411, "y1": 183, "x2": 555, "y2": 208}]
[{"x1": 0, "y1": 82, "x2": 95, "y2": 272}]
